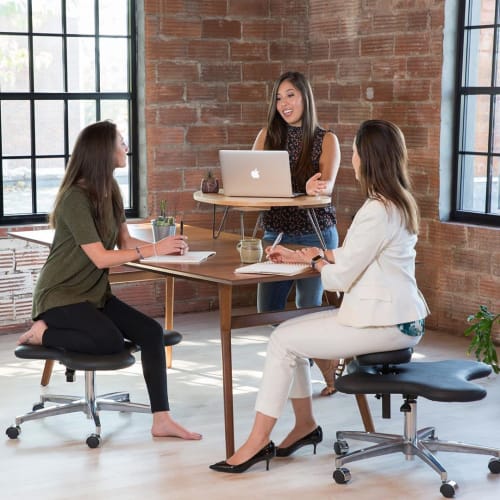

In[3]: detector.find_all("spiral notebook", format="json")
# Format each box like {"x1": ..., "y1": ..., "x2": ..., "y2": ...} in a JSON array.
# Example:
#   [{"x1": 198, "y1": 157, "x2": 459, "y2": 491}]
[
  {"x1": 234, "y1": 262, "x2": 310, "y2": 276},
  {"x1": 141, "y1": 251, "x2": 215, "y2": 264}
]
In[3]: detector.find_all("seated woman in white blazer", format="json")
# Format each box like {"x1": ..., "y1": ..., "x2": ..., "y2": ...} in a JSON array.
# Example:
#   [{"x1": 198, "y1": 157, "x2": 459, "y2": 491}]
[{"x1": 210, "y1": 119, "x2": 430, "y2": 474}]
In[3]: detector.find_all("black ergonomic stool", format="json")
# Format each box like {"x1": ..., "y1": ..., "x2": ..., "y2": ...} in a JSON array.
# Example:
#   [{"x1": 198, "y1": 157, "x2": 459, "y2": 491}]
[
  {"x1": 332, "y1": 348, "x2": 500, "y2": 498},
  {"x1": 6, "y1": 330, "x2": 182, "y2": 449}
]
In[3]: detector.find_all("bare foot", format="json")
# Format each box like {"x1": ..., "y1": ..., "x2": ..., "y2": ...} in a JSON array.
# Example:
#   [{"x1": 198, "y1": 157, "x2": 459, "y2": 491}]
[
  {"x1": 17, "y1": 320, "x2": 48, "y2": 346},
  {"x1": 151, "y1": 411, "x2": 202, "y2": 440}
]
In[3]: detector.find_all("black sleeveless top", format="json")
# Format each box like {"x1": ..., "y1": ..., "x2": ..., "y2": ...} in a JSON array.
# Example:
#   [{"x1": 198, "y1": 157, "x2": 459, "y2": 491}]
[{"x1": 261, "y1": 125, "x2": 337, "y2": 235}]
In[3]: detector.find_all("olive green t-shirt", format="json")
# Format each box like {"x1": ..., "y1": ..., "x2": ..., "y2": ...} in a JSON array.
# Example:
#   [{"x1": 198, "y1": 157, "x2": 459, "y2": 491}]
[{"x1": 32, "y1": 186, "x2": 123, "y2": 319}]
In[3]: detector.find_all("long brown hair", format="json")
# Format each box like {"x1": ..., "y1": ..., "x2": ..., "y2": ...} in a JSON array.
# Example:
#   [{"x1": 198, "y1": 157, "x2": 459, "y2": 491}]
[
  {"x1": 355, "y1": 120, "x2": 420, "y2": 234},
  {"x1": 49, "y1": 120, "x2": 124, "y2": 239},
  {"x1": 264, "y1": 71, "x2": 319, "y2": 188}
]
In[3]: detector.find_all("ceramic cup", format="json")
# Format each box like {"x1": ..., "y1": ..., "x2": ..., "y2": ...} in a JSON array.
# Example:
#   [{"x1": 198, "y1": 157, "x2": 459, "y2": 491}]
[{"x1": 236, "y1": 238, "x2": 263, "y2": 263}]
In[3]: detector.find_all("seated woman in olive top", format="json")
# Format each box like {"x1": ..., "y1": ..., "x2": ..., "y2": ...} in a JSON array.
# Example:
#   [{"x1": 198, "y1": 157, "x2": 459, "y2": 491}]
[{"x1": 18, "y1": 120, "x2": 201, "y2": 441}]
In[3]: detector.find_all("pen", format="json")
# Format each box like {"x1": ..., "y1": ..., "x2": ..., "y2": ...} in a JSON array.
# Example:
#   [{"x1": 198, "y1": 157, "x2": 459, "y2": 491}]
[
  {"x1": 180, "y1": 220, "x2": 184, "y2": 236},
  {"x1": 270, "y1": 232, "x2": 284, "y2": 251}
]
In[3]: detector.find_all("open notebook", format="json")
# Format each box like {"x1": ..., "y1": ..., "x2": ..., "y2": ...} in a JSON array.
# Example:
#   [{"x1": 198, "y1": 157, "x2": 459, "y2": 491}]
[
  {"x1": 234, "y1": 261, "x2": 310, "y2": 276},
  {"x1": 141, "y1": 251, "x2": 215, "y2": 264}
]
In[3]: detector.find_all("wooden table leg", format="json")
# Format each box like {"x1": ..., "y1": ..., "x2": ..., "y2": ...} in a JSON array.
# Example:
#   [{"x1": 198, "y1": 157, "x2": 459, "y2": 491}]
[
  {"x1": 40, "y1": 359, "x2": 55, "y2": 386},
  {"x1": 165, "y1": 276, "x2": 174, "y2": 368},
  {"x1": 355, "y1": 394, "x2": 375, "y2": 433},
  {"x1": 218, "y1": 284, "x2": 234, "y2": 458}
]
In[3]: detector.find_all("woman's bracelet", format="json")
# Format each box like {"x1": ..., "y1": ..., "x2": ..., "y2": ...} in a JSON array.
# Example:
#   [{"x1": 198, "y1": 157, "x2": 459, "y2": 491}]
[{"x1": 135, "y1": 246, "x2": 144, "y2": 260}]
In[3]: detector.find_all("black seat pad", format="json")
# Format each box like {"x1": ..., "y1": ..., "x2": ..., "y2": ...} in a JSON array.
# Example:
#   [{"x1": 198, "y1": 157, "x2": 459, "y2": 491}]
[
  {"x1": 14, "y1": 329, "x2": 183, "y2": 371},
  {"x1": 336, "y1": 360, "x2": 491, "y2": 402}
]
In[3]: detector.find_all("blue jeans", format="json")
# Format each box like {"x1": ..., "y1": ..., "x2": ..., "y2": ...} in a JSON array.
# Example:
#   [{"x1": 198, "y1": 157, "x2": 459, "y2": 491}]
[{"x1": 257, "y1": 226, "x2": 339, "y2": 312}]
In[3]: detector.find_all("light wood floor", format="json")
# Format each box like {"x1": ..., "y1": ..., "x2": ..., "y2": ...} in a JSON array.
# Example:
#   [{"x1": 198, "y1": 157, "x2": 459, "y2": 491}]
[{"x1": 1, "y1": 310, "x2": 499, "y2": 500}]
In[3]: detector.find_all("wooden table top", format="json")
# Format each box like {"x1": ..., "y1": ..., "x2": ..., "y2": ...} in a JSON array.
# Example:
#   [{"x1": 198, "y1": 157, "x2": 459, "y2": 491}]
[
  {"x1": 128, "y1": 225, "x2": 316, "y2": 286},
  {"x1": 193, "y1": 190, "x2": 331, "y2": 208}
]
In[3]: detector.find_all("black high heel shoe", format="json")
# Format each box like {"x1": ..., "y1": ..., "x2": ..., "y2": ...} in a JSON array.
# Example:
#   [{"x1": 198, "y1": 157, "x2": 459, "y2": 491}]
[
  {"x1": 276, "y1": 426, "x2": 323, "y2": 457},
  {"x1": 209, "y1": 441, "x2": 276, "y2": 473}
]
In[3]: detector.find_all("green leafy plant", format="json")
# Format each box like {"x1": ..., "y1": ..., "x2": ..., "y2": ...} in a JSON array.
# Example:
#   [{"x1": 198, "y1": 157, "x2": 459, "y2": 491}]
[
  {"x1": 464, "y1": 305, "x2": 499, "y2": 374},
  {"x1": 155, "y1": 200, "x2": 174, "y2": 226}
]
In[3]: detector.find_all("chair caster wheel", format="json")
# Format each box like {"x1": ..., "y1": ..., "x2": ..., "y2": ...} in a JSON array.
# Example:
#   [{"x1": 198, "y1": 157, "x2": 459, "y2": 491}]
[
  {"x1": 440, "y1": 480, "x2": 458, "y2": 498},
  {"x1": 32, "y1": 402, "x2": 44, "y2": 411},
  {"x1": 334, "y1": 439, "x2": 349, "y2": 455},
  {"x1": 333, "y1": 467, "x2": 351, "y2": 484},
  {"x1": 6, "y1": 426, "x2": 21, "y2": 439},
  {"x1": 488, "y1": 457, "x2": 500, "y2": 474},
  {"x1": 86, "y1": 434, "x2": 101, "y2": 448}
]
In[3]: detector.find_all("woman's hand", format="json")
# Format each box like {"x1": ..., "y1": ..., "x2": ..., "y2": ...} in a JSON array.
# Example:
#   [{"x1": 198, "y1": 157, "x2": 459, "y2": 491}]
[
  {"x1": 155, "y1": 235, "x2": 189, "y2": 256},
  {"x1": 296, "y1": 247, "x2": 324, "y2": 262},
  {"x1": 265, "y1": 244, "x2": 298, "y2": 263},
  {"x1": 305, "y1": 172, "x2": 328, "y2": 196}
]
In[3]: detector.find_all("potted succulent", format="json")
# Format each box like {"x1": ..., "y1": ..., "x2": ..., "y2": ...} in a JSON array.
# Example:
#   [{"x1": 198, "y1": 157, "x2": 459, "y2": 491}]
[
  {"x1": 464, "y1": 305, "x2": 499, "y2": 374},
  {"x1": 200, "y1": 170, "x2": 219, "y2": 193},
  {"x1": 151, "y1": 200, "x2": 176, "y2": 241}
]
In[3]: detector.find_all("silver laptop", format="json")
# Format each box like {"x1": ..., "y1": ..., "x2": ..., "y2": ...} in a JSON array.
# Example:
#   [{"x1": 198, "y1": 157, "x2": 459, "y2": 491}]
[{"x1": 219, "y1": 150, "x2": 303, "y2": 197}]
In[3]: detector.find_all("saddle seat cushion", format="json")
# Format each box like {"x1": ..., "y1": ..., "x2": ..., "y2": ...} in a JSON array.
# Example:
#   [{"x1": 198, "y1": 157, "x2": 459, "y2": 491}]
[{"x1": 336, "y1": 360, "x2": 491, "y2": 403}]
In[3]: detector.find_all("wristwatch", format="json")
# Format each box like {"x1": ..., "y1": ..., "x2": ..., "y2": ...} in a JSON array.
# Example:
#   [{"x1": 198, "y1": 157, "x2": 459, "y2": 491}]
[{"x1": 311, "y1": 254, "x2": 325, "y2": 270}]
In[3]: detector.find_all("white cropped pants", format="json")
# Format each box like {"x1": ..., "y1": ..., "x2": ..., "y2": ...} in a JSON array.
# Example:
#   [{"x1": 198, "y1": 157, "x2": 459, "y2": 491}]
[{"x1": 255, "y1": 308, "x2": 422, "y2": 419}]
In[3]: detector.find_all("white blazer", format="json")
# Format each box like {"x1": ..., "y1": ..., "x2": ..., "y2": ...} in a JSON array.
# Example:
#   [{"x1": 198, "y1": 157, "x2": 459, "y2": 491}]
[{"x1": 321, "y1": 198, "x2": 429, "y2": 328}]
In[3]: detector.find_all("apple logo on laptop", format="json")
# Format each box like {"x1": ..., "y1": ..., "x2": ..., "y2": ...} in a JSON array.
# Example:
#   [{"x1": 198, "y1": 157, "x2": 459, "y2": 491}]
[{"x1": 251, "y1": 168, "x2": 260, "y2": 179}]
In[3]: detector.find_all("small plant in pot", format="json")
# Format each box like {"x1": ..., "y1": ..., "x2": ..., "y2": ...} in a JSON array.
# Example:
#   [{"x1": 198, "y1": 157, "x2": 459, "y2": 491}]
[
  {"x1": 151, "y1": 200, "x2": 176, "y2": 241},
  {"x1": 201, "y1": 170, "x2": 219, "y2": 193},
  {"x1": 464, "y1": 305, "x2": 499, "y2": 374}
]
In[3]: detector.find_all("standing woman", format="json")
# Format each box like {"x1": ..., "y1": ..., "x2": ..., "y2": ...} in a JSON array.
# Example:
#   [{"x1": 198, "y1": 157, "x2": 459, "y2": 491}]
[
  {"x1": 210, "y1": 120, "x2": 429, "y2": 473},
  {"x1": 17, "y1": 120, "x2": 201, "y2": 441},
  {"x1": 253, "y1": 71, "x2": 341, "y2": 395}
]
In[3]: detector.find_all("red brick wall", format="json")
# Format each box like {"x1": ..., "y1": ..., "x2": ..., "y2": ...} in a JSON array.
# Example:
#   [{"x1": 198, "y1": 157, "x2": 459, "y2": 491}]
[
  {"x1": 1, "y1": 1, "x2": 498, "y2": 335},
  {"x1": 141, "y1": 0, "x2": 309, "y2": 315},
  {"x1": 143, "y1": 0, "x2": 499, "y2": 333},
  {"x1": 308, "y1": 0, "x2": 499, "y2": 334}
]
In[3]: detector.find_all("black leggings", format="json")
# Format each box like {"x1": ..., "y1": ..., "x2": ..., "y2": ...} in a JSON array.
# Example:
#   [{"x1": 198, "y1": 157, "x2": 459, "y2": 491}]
[{"x1": 39, "y1": 296, "x2": 169, "y2": 412}]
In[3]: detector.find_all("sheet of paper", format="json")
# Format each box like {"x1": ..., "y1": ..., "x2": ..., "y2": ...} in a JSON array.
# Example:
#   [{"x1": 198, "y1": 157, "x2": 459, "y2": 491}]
[
  {"x1": 141, "y1": 251, "x2": 215, "y2": 264},
  {"x1": 235, "y1": 262, "x2": 310, "y2": 276}
]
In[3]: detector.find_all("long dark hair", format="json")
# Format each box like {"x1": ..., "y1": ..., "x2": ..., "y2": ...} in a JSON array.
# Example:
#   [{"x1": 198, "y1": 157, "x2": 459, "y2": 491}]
[
  {"x1": 50, "y1": 120, "x2": 124, "y2": 239},
  {"x1": 355, "y1": 120, "x2": 420, "y2": 234},
  {"x1": 264, "y1": 71, "x2": 318, "y2": 188}
]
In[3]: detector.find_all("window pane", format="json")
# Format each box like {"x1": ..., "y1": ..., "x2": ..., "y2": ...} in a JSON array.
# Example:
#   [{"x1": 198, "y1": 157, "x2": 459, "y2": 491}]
[
  {"x1": 492, "y1": 157, "x2": 500, "y2": 214},
  {"x1": 2, "y1": 158, "x2": 32, "y2": 215},
  {"x1": 67, "y1": 37, "x2": 96, "y2": 92},
  {"x1": 116, "y1": 165, "x2": 130, "y2": 208},
  {"x1": 464, "y1": 0, "x2": 497, "y2": 26},
  {"x1": 459, "y1": 94, "x2": 490, "y2": 152},
  {"x1": 99, "y1": 38, "x2": 128, "y2": 91},
  {"x1": 33, "y1": 36, "x2": 63, "y2": 92},
  {"x1": 67, "y1": 0, "x2": 95, "y2": 35},
  {"x1": 99, "y1": 0, "x2": 129, "y2": 36},
  {"x1": 32, "y1": 0, "x2": 61, "y2": 34},
  {"x1": 458, "y1": 154, "x2": 487, "y2": 212},
  {"x1": 68, "y1": 100, "x2": 96, "y2": 150},
  {"x1": 493, "y1": 95, "x2": 500, "y2": 153},
  {"x1": 101, "y1": 100, "x2": 129, "y2": 135},
  {"x1": 0, "y1": 0, "x2": 28, "y2": 32},
  {"x1": 36, "y1": 157, "x2": 64, "y2": 213},
  {"x1": 1, "y1": 100, "x2": 31, "y2": 155},
  {"x1": 463, "y1": 27, "x2": 493, "y2": 87},
  {"x1": 0, "y1": 35, "x2": 29, "y2": 91},
  {"x1": 35, "y1": 100, "x2": 64, "y2": 155}
]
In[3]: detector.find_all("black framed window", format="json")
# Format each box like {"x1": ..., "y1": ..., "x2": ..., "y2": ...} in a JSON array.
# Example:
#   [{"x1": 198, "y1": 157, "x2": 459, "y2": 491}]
[
  {"x1": 454, "y1": 0, "x2": 500, "y2": 225},
  {"x1": 0, "y1": 0, "x2": 138, "y2": 225}
]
